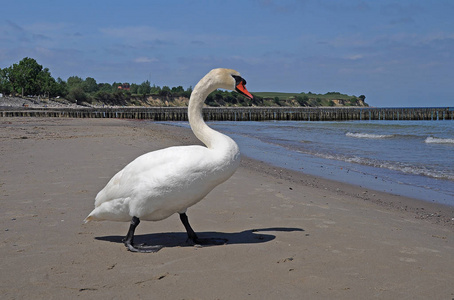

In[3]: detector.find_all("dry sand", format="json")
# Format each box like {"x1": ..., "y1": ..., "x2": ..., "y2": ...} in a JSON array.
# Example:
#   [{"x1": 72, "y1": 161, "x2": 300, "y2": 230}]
[{"x1": 0, "y1": 117, "x2": 453, "y2": 299}]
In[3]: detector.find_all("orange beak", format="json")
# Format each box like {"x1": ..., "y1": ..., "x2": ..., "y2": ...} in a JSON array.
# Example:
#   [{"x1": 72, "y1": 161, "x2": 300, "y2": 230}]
[{"x1": 235, "y1": 80, "x2": 254, "y2": 99}]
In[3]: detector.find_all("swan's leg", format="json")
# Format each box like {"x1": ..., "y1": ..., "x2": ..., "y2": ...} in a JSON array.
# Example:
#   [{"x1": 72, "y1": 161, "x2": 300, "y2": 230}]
[
  {"x1": 179, "y1": 212, "x2": 199, "y2": 242},
  {"x1": 123, "y1": 216, "x2": 162, "y2": 253},
  {"x1": 179, "y1": 213, "x2": 227, "y2": 246}
]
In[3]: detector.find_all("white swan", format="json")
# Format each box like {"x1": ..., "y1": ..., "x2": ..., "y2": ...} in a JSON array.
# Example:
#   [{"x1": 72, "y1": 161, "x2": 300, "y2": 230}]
[{"x1": 84, "y1": 68, "x2": 254, "y2": 252}]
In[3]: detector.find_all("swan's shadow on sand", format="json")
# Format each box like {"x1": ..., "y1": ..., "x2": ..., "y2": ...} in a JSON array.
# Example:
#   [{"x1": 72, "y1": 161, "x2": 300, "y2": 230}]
[{"x1": 96, "y1": 227, "x2": 304, "y2": 249}]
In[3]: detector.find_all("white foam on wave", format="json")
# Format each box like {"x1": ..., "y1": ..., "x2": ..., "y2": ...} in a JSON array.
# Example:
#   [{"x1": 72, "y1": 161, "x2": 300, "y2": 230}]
[
  {"x1": 425, "y1": 136, "x2": 454, "y2": 144},
  {"x1": 311, "y1": 152, "x2": 454, "y2": 181},
  {"x1": 346, "y1": 132, "x2": 393, "y2": 139}
]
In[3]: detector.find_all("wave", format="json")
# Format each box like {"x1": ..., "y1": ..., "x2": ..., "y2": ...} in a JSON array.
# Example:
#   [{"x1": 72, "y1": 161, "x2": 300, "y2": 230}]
[
  {"x1": 309, "y1": 152, "x2": 454, "y2": 181},
  {"x1": 425, "y1": 136, "x2": 454, "y2": 144},
  {"x1": 346, "y1": 132, "x2": 394, "y2": 139}
]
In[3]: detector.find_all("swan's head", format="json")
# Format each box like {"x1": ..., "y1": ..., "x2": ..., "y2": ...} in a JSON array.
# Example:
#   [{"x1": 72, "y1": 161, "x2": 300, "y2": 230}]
[{"x1": 208, "y1": 68, "x2": 254, "y2": 99}]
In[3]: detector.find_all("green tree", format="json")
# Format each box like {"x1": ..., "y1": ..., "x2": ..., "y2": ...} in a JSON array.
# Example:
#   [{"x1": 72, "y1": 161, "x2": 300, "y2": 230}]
[
  {"x1": 67, "y1": 87, "x2": 89, "y2": 104},
  {"x1": 66, "y1": 76, "x2": 88, "y2": 103},
  {"x1": 37, "y1": 67, "x2": 58, "y2": 98},
  {"x1": 56, "y1": 77, "x2": 68, "y2": 97},
  {"x1": 160, "y1": 85, "x2": 171, "y2": 97},
  {"x1": 150, "y1": 84, "x2": 161, "y2": 95},
  {"x1": 98, "y1": 83, "x2": 113, "y2": 93},
  {"x1": 0, "y1": 68, "x2": 12, "y2": 95},
  {"x1": 83, "y1": 77, "x2": 98, "y2": 93},
  {"x1": 182, "y1": 86, "x2": 192, "y2": 98},
  {"x1": 171, "y1": 86, "x2": 184, "y2": 94},
  {"x1": 111, "y1": 82, "x2": 121, "y2": 92},
  {"x1": 137, "y1": 80, "x2": 151, "y2": 95},
  {"x1": 67, "y1": 76, "x2": 84, "y2": 89},
  {"x1": 129, "y1": 83, "x2": 139, "y2": 94},
  {"x1": 9, "y1": 57, "x2": 43, "y2": 96}
]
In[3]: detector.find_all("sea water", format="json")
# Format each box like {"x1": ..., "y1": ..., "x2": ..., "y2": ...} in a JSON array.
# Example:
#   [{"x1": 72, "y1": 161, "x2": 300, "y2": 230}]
[{"x1": 163, "y1": 120, "x2": 454, "y2": 206}]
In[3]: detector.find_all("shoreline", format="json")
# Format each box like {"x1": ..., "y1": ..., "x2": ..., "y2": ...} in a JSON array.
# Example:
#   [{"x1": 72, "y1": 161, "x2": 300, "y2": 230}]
[
  {"x1": 1, "y1": 117, "x2": 453, "y2": 299},
  {"x1": 241, "y1": 156, "x2": 454, "y2": 227}
]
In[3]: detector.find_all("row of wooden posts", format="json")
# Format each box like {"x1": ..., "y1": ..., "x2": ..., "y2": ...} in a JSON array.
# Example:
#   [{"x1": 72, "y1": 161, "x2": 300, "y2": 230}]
[{"x1": 1, "y1": 107, "x2": 453, "y2": 121}]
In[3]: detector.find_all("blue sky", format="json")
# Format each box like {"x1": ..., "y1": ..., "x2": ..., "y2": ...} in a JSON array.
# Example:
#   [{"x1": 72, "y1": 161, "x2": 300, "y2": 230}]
[{"x1": 1, "y1": 0, "x2": 453, "y2": 107}]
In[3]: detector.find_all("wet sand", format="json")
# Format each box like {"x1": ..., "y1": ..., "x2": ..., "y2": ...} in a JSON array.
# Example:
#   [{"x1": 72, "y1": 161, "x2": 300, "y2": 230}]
[{"x1": 0, "y1": 117, "x2": 453, "y2": 299}]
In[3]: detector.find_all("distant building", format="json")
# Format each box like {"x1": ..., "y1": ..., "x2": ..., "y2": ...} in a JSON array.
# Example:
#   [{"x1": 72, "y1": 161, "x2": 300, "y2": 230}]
[{"x1": 118, "y1": 83, "x2": 130, "y2": 91}]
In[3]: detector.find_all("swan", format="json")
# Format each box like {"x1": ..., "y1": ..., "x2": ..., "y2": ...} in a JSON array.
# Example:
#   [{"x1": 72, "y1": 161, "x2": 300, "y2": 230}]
[{"x1": 84, "y1": 68, "x2": 254, "y2": 252}]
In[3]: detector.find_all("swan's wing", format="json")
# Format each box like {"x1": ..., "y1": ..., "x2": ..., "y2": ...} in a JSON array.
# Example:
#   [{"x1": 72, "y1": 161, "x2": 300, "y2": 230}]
[{"x1": 94, "y1": 145, "x2": 212, "y2": 207}]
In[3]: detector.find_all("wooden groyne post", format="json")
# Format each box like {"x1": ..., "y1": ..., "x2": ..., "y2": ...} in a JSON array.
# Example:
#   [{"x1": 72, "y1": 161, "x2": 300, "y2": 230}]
[{"x1": 1, "y1": 107, "x2": 453, "y2": 121}]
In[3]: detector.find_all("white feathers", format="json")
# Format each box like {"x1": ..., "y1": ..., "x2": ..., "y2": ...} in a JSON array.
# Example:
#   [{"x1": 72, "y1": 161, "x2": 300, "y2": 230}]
[{"x1": 84, "y1": 69, "x2": 242, "y2": 223}]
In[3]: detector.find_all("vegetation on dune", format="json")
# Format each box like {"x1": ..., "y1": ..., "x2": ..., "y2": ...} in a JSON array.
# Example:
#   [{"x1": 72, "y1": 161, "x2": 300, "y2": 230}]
[
  {"x1": 0, "y1": 57, "x2": 367, "y2": 107},
  {"x1": 252, "y1": 91, "x2": 367, "y2": 107}
]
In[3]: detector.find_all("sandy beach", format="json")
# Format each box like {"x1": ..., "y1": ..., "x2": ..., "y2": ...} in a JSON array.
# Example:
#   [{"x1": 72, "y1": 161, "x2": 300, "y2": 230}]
[{"x1": 1, "y1": 117, "x2": 453, "y2": 299}]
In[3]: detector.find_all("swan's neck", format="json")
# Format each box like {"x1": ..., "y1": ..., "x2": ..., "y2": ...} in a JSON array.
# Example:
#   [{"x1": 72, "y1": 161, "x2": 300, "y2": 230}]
[{"x1": 188, "y1": 76, "x2": 233, "y2": 150}]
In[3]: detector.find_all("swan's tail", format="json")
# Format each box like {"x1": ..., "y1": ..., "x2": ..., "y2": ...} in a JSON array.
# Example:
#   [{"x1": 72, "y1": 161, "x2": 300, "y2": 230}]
[{"x1": 83, "y1": 202, "x2": 131, "y2": 223}]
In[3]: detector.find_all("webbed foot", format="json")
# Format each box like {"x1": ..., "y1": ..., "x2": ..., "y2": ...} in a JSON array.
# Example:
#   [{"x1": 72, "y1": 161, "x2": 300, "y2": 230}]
[
  {"x1": 123, "y1": 216, "x2": 163, "y2": 253},
  {"x1": 124, "y1": 240, "x2": 163, "y2": 253}
]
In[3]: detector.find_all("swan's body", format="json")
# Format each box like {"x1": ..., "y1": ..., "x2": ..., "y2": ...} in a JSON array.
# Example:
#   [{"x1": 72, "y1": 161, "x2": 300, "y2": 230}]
[
  {"x1": 86, "y1": 139, "x2": 239, "y2": 222},
  {"x1": 85, "y1": 68, "x2": 253, "y2": 252}
]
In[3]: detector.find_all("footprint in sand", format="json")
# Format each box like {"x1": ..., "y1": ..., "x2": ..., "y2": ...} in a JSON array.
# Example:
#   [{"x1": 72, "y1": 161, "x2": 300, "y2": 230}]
[
  {"x1": 399, "y1": 257, "x2": 417, "y2": 263},
  {"x1": 400, "y1": 246, "x2": 440, "y2": 255},
  {"x1": 399, "y1": 247, "x2": 418, "y2": 255},
  {"x1": 315, "y1": 220, "x2": 337, "y2": 229}
]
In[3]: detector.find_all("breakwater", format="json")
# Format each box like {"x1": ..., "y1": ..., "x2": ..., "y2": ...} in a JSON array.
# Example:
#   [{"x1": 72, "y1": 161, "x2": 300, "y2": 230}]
[{"x1": 1, "y1": 107, "x2": 453, "y2": 121}]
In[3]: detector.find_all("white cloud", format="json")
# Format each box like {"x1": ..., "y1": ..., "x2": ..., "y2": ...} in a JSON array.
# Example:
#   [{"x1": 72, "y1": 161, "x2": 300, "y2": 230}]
[
  {"x1": 134, "y1": 56, "x2": 158, "y2": 63},
  {"x1": 345, "y1": 54, "x2": 364, "y2": 60}
]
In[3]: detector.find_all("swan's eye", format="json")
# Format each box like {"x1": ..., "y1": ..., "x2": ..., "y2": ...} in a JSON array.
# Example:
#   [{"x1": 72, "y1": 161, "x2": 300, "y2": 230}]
[{"x1": 232, "y1": 75, "x2": 246, "y2": 86}]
